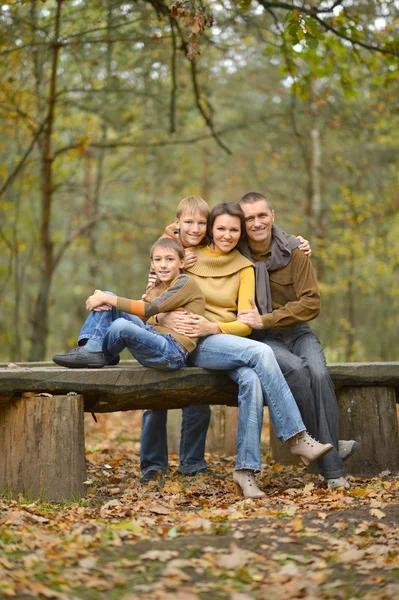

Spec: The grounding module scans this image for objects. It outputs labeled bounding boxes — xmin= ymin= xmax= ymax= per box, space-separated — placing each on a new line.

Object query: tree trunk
xmin=0 ymin=393 xmax=86 ymax=501
xmin=28 ymin=0 xmax=63 ymax=360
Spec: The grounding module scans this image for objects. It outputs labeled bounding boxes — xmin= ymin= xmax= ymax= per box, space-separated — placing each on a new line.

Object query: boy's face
xmin=175 ymin=211 xmax=207 ymax=247
xmin=151 ymin=247 xmax=185 ymax=284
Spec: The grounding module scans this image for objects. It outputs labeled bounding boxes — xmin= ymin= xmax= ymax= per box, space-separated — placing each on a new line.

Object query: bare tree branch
xmin=53 ymin=211 xmax=113 ymax=269
xmin=169 ymin=16 xmax=178 ymax=134
xmin=0 ymin=118 xmax=47 ymax=198
xmin=174 ymin=21 xmax=232 ymax=154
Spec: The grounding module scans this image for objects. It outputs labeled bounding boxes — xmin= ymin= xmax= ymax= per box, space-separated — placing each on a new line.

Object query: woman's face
xmin=211 ymin=214 xmax=241 ymax=254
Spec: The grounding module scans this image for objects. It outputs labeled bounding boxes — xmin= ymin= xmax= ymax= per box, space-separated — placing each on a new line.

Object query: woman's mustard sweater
xmin=186 ymin=246 xmax=255 ymax=337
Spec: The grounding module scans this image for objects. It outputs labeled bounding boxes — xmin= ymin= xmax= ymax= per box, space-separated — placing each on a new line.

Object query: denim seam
xmin=235 ymin=369 xmax=262 ymax=472
xmin=108 ymin=329 xmax=181 ymax=368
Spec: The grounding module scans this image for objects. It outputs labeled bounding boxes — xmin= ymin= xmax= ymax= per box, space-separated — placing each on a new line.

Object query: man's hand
xmin=237 ymin=299 xmax=264 ymax=329
xmin=297 ymin=236 xmax=312 ymax=257
xmin=174 ymin=313 xmax=220 ymax=337
xmin=184 ymin=250 xmax=198 ymax=269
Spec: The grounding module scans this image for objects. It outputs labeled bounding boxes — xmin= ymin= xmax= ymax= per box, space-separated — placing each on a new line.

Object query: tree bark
xmin=29 ymin=0 xmax=63 ymax=361
xmin=0 ymin=393 xmax=86 ymax=501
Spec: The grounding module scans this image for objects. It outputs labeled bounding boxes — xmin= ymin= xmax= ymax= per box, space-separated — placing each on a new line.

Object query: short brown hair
xmin=150 ymin=237 xmax=185 ymax=261
xmin=207 ymin=202 xmax=246 ymax=244
xmin=176 ymin=195 xmax=210 ymax=218
xmin=239 ymin=192 xmax=273 ymax=211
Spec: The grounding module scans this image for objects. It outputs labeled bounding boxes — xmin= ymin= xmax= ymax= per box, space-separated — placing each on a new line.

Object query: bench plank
xmin=1 ymin=363 xmax=398 ymax=412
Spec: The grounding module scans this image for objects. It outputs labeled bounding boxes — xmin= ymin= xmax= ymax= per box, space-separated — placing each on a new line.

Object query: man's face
xmin=175 ymin=211 xmax=208 ymax=247
xmin=241 ymin=200 xmax=275 ymax=247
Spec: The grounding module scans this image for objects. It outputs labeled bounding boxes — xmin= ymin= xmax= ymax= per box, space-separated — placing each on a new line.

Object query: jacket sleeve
xmin=261 ymin=250 xmax=320 ymax=330
xmin=116 ymin=275 xmax=198 ymax=318
xmin=219 ymin=266 xmax=254 ymax=337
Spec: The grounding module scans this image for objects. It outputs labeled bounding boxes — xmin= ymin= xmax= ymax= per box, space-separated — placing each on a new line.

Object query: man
xmin=237 ymin=192 xmax=357 ymax=490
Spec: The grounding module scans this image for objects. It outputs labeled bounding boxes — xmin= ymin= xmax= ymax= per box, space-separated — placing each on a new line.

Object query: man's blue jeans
xmin=188 ymin=334 xmax=307 ymax=472
xmin=258 ymin=324 xmax=344 ymax=479
xmin=77 ymin=303 xmax=209 ymax=475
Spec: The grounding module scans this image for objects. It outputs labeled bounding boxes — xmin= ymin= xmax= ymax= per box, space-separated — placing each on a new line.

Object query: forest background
xmin=0 ymin=0 xmax=398 ymax=364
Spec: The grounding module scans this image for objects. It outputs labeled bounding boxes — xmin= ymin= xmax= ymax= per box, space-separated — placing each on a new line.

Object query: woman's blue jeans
xmin=188 ymin=334 xmax=306 ymax=472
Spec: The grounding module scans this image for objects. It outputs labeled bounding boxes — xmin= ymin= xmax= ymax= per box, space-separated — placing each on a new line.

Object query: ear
xmin=179 ymin=258 xmax=185 ymax=271
xmin=271 ymin=210 xmax=275 ymax=222
xmin=174 ymin=217 xmax=180 ymax=229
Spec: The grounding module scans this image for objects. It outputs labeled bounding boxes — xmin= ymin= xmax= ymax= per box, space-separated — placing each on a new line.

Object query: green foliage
xmin=0 ymin=0 xmax=397 ymax=361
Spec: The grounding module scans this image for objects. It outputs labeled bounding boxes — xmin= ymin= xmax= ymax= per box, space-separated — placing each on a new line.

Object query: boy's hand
xmin=297 ymin=236 xmax=312 ymax=257
xmin=86 ymin=291 xmax=112 ymax=312
xmin=146 ymin=272 xmax=157 ymax=291
xmin=184 ymin=250 xmax=198 ymax=269
xmin=237 ymin=299 xmax=263 ymax=329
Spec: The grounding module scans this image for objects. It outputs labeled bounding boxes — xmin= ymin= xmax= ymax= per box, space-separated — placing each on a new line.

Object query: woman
xmin=160 ymin=202 xmax=332 ymax=498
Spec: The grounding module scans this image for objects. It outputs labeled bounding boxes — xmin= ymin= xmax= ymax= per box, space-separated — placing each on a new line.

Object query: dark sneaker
xmin=52 ymin=347 xmax=106 ymax=369
xmin=107 ymin=355 xmax=120 ymax=366
xmin=181 ymin=468 xmax=228 ymax=479
xmin=140 ymin=469 xmax=164 ymax=484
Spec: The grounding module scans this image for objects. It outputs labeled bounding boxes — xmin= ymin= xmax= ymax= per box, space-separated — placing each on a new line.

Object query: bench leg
xmin=337 ymin=386 xmax=399 ymax=476
xmin=0 ymin=394 xmax=86 ymax=502
xmin=270 ymin=386 xmax=399 ymax=477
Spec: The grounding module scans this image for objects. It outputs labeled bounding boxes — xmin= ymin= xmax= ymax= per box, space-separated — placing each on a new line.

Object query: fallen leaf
xmin=370 ymin=508 xmax=386 ymax=520
xmin=291 ymin=516 xmax=303 ymax=532
xmin=149 ymin=503 xmax=170 ymax=515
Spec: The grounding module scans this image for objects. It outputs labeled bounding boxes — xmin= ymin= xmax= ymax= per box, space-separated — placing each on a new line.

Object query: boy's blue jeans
xmin=79 ymin=307 xmax=186 ymax=370
xmin=77 ymin=303 xmax=209 ymax=475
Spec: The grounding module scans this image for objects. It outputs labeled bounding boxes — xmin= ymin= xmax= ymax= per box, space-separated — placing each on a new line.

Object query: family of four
xmin=53 ymin=193 xmax=357 ymax=497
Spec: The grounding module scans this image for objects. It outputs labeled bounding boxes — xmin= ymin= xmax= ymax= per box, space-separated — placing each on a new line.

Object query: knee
xmin=309 ymin=363 xmax=329 ymax=383
xmin=257 ymin=344 xmax=276 ymax=367
xmin=283 ymin=359 xmax=308 ymax=381
xmin=108 ymin=318 xmax=130 ymax=336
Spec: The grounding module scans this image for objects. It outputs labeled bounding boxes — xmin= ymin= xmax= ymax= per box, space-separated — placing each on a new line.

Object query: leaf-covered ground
xmin=1 ymin=411 xmax=398 ymax=600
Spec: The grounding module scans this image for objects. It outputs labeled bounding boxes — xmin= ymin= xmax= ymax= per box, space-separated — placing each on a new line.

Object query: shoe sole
xmin=53 ymin=359 xmax=105 ymax=369
xmin=299 ymin=443 xmax=334 ymax=466
xmin=341 ymin=441 xmax=359 ymax=462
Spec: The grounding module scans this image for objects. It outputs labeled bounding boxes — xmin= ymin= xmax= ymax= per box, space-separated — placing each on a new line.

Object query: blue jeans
xmin=78 ymin=305 xmax=186 ymax=370
xmin=258 ymin=324 xmax=344 ymax=479
xmin=140 ymin=405 xmax=210 ymax=475
xmin=103 ymin=317 xmax=186 ymax=369
xmin=77 ymin=302 xmax=209 ymax=474
xmin=188 ymin=334 xmax=306 ymax=472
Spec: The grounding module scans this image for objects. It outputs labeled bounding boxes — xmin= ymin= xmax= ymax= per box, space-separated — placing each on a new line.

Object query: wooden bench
xmin=1 ymin=362 xmax=398 ymax=501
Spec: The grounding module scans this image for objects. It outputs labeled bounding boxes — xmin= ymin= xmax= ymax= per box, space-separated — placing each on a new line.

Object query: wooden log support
xmin=336 ymin=386 xmax=399 ymax=475
xmin=269 ymin=385 xmax=399 ymax=476
xmin=0 ymin=362 xmax=398 ymax=485
xmin=0 ymin=394 xmax=86 ymax=501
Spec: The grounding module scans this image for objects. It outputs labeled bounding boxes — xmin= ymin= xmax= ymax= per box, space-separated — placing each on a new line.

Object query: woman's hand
xmin=86 ymin=290 xmax=113 ymax=312
xmin=237 ymin=299 xmax=264 ymax=329
xmin=157 ymin=310 xmax=188 ymax=330
xmin=174 ymin=314 xmax=220 ymax=337
xmin=297 ymin=236 xmax=312 ymax=257
xmin=184 ymin=250 xmax=198 ymax=269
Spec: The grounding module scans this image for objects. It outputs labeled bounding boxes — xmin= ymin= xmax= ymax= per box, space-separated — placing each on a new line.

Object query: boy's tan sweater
xmin=116 ymin=274 xmax=205 ymax=353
